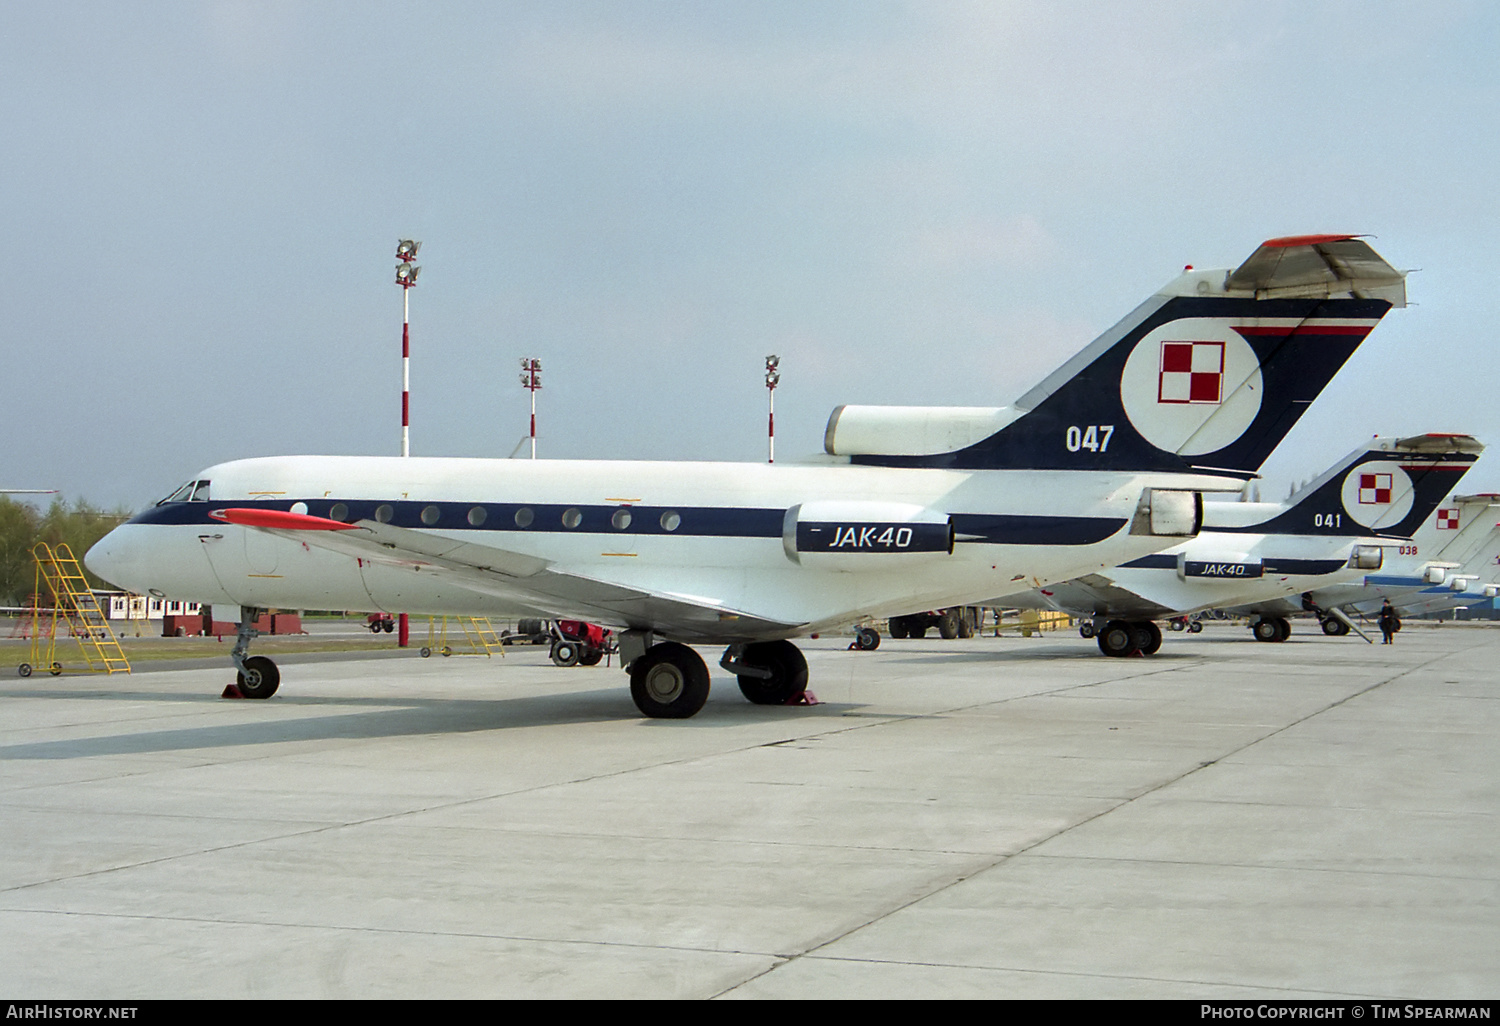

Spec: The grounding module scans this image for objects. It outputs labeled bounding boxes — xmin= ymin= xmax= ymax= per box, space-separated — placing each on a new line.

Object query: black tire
xmin=18 ymin=663 xmax=32 ymax=678
xmin=887 ymin=616 xmax=908 ymax=640
xmin=579 ymin=647 xmax=604 ymax=666
xmin=736 ymin=640 xmax=810 ymax=705
xmin=368 ymin=623 xmax=382 ymax=634
xmin=551 ymin=641 xmax=581 ymax=667
xmin=382 ymin=621 xmax=394 ymax=633
xmin=1097 ymin=620 xmax=1138 ymax=657
xmin=1137 ymin=621 xmax=1163 ymax=656
xmin=1274 ymin=617 xmax=1291 ymax=642
xmin=1252 ymin=619 xmax=1280 ymax=642
xmin=236 ymin=656 xmax=280 ymax=699
xmin=1188 ymin=621 xmax=1203 ymax=634
xmin=957 ymin=610 xmax=975 ymax=639
xmin=1322 ymin=618 xmax=1350 ymax=637
xmin=1168 ymin=619 xmax=1186 ymax=632
xmin=938 ymin=610 xmax=960 ymax=640
xmin=1079 ymin=622 xmax=1096 ymax=639
xmin=855 ymin=626 xmax=880 ymax=651
xmin=630 ymin=642 xmax=711 ymax=718
xmin=517 ymin=618 xmax=544 ymax=636
xmin=49 ymin=662 xmax=62 ymax=676
xmin=420 ymin=646 xmax=432 ymax=657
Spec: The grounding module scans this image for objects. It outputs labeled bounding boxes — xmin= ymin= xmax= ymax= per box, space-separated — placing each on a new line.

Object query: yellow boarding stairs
xmin=997 ymin=608 xmax=1075 ymax=638
xmin=20 ymin=543 xmax=130 ymax=677
xmin=420 ymin=617 xmax=506 ymax=658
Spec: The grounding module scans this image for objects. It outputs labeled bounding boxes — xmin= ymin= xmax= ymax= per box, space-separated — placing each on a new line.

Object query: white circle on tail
xmin=1119 ymin=320 xmax=1262 ymax=457
xmin=1340 ymin=461 xmax=1414 ymax=529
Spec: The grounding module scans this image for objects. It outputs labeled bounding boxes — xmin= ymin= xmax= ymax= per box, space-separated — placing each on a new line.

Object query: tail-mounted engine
xmin=783 ymin=501 xmax=953 ymax=568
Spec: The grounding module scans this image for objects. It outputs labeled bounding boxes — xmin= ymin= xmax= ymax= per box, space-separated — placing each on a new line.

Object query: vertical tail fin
xmin=832 ymin=235 xmax=1406 ymax=473
xmin=1248 ymin=434 xmax=1482 ymax=537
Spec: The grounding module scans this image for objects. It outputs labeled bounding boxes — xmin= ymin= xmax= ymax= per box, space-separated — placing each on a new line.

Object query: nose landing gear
xmin=227 ymin=607 xmax=280 ymax=699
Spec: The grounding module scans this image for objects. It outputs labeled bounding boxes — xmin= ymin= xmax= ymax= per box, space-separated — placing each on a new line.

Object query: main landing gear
xmin=229 ymin=607 xmax=280 ymax=699
xmin=618 ymin=633 xmax=812 ymax=718
xmin=1093 ymin=619 xmax=1163 ymax=657
xmin=1251 ymin=616 xmax=1292 ymax=643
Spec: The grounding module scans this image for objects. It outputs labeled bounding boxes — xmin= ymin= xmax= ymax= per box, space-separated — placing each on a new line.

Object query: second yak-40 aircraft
xmin=993 ymin=432 xmax=1482 ymax=655
xmin=87 ymin=234 xmax=1407 ymax=717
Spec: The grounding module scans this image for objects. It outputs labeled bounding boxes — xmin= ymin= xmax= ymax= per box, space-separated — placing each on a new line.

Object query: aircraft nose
xmin=85 ymin=528 xmax=133 ymax=590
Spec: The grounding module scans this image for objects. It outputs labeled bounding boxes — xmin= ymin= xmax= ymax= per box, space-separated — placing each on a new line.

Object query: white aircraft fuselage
xmin=89 ymin=454 xmax=1233 ymax=640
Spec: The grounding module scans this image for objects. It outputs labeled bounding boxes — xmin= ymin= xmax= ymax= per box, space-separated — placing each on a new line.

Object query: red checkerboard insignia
xmin=1358 ymin=473 xmax=1393 ymax=505
xmin=1158 ymin=341 xmax=1224 ymax=405
xmin=1436 ymin=508 xmax=1459 ymax=530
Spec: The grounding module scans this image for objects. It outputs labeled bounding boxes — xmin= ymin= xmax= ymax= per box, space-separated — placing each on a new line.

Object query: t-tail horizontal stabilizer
xmin=833 ymin=235 xmax=1405 ymax=474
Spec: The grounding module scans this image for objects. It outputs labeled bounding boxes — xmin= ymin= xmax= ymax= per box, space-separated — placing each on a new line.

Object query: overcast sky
xmin=4 ymin=1 xmax=1498 ymax=508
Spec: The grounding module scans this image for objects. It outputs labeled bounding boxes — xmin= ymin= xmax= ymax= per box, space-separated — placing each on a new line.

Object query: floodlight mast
xmin=765 ymin=355 xmax=780 ymax=464
xmin=520 ymin=358 xmax=542 ymax=459
xmin=394 ymin=240 xmax=421 ymax=458
xmin=393 ymin=240 xmax=420 ymax=648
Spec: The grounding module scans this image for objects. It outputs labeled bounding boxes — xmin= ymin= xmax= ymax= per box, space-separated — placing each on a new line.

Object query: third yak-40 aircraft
xmin=87 ymin=234 xmax=1409 ymax=717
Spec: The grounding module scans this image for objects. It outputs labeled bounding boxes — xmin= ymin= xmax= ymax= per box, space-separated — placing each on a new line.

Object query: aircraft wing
xmin=211 ymin=508 xmax=799 ymax=643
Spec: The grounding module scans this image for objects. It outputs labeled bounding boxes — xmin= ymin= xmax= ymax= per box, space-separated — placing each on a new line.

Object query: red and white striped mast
xmin=394 ymin=240 xmax=421 ymax=457
xmin=765 ymin=355 xmax=780 ymax=463
xmin=393 ymin=240 xmax=420 ymax=648
xmin=519 ymin=358 xmax=542 ymax=458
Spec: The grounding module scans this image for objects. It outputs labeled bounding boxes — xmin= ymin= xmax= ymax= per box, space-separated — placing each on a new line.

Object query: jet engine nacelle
xmin=783 ymin=501 xmax=953 ymax=567
xmin=1346 ymin=545 xmax=1384 ymax=571
xmin=1423 ymin=565 xmax=1449 ymax=584
xmin=1177 ymin=552 xmax=1263 ymax=580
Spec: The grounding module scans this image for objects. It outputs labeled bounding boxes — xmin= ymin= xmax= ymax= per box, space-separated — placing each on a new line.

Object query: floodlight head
xmin=395 ymin=263 xmax=420 ymax=286
xmin=765 ymin=355 xmax=780 ymax=369
xmin=396 ymin=239 xmax=421 ymax=260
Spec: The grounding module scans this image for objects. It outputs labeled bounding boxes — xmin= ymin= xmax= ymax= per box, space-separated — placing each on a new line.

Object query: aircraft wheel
xmin=957 ymin=611 xmax=975 ymax=639
xmin=630 ymin=643 xmax=711 ymax=718
xmin=886 ymin=617 xmax=908 ymax=639
xmin=1097 ymin=620 xmax=1138 ymax=657
xmin=550 ymin=641 xmax=581 ymax=667
xmin=1252 ymin=618 xmax=1280 ymax=642
xmin=236 ymin=656 xmax=280 ymax=699
xmin=1168 ymin=619 xmax=1186 ymax=632
xmin=1322 ymin=618 xmax=1350 ymax=637
xmin=1078 ymin=622 xmax=1096 ymax=639
xmin=18 ymin=663 xmax=32 ymax=678
xmin=1275 ymin=617 xmax=1292 ymax=642
xmin=736 ymin=640 xmax=809 ymax=705
xmin=854 ymin=627 xmax=880 ymax=651
xmin=938 ymin=610 xmax=960 ymax=640
xmin=1137 ymin=621 xmax=1163 ymax=656
xmin=1188 ymin=621 xmax=1203 ymax=634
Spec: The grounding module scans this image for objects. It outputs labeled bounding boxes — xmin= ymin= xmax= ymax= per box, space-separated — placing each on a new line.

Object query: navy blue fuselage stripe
xmin=129 ymin=500 xmax=1125 ymax=546
xmin=1121 ymin=554 xmax=1353 ymax=575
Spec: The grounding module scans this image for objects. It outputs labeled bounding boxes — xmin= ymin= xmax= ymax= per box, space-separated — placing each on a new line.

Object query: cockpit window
xmin=156 ymin=480 xmax=212 ymax=505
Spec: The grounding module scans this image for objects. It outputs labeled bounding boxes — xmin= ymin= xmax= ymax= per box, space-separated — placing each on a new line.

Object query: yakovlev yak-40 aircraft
xmin=993 ymin=434 xmax=1481 ymax=655
xmin=1224 ymin=492 xmax=1500 ymax=634
xmin=87 ymin=234 xmax=1407 ymax=717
